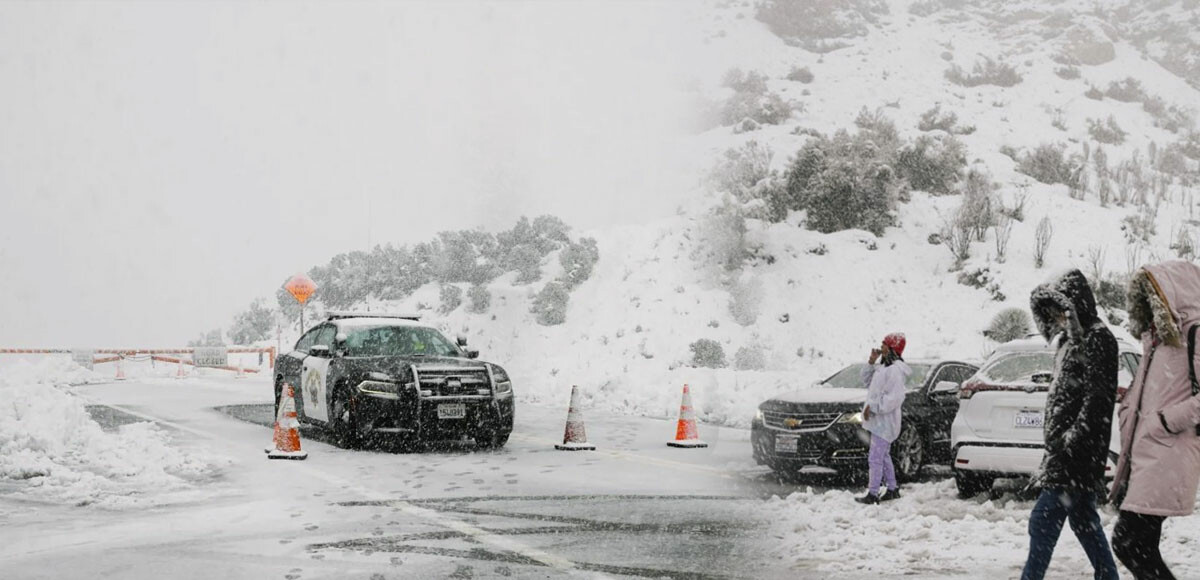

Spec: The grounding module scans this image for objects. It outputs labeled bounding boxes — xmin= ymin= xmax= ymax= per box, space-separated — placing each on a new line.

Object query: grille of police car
xmin=763 ymin=411 xmax=842 ymax=431
xmin=413 ymin=367 xmax=492 ymax=396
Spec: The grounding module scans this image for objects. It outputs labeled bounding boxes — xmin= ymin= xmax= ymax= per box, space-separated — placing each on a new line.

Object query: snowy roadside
xmin=0 ymin=358 xmax=226 ymax=509
xmin=768 ymin=479 xmax=1200 ymax=579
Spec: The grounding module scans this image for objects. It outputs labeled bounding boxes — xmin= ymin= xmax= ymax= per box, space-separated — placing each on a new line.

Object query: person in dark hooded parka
xmin=1020 ymin=269 xmax=1120 ymax=580
xmin=1109 ymin=260 xmax=1200 ymax=580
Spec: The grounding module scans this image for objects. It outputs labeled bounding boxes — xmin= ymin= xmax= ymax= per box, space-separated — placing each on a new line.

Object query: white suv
xmin=949 ymin=336 xmax=1141 ymax=497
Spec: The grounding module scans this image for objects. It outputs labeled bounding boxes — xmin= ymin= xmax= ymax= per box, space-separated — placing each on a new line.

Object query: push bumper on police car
xmin=352 ymin=363 xmax=514 ymax=443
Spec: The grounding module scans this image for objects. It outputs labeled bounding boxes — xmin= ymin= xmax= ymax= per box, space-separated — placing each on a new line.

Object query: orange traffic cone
xmin=267 ymin=384 xmax=308 ymax=460
xmin=555 ymin=385 xmax=595 ymax=450
xmin=667 ymin=384 xmax=707 ymax=448
xmin=235 ymin=361 xmax=245 ymax=379
xmin=115 ymin=357 xmax=127 ymax=381
xmin=176 ymin=355 xmax=186 ymax=379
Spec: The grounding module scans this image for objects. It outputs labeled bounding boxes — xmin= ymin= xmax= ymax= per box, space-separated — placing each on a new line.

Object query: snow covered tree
xmin=558 ymin=237 xmax=600 ymax=289
xmin=439 ymin=284 xmax=463 ymax=314
xmin=228 ymin=298 xmax=275 ymax=345
xmin=986 ymin=308 xmax=1031 ymax=343
xmin=531 ymin=282 xmax=570 ymax=326
xmin=690 ymin=339 xmax=727 ymax=369
xmin=467 ymin=284 xmax=491 ymax=314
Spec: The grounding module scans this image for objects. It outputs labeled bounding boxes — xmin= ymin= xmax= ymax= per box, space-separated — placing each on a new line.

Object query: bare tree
xmin=995 ymin=213 xmax=1014 ymax=263
xmin=1086 ymin=245 xmax=1107 ymax=283
xmin=1125 ymin=242 xmax=1144 ymax=277
xmin=1034 ymin=216 xmax=1054 ymax=268
xmin=942 ymin=213 xmax=972 ymax=268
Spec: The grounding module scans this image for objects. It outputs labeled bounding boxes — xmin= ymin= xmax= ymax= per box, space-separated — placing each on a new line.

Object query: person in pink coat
xmin=1110 ymin=260 xmax=1200 ymax=580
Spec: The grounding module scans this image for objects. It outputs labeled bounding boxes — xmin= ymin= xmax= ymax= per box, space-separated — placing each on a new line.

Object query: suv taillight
xmin=958 ymin=379 xmax=996 ymax=400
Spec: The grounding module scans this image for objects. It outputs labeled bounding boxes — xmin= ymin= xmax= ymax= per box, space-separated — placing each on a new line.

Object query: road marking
xmin=80 ymin=400 xmax=582 ymax=575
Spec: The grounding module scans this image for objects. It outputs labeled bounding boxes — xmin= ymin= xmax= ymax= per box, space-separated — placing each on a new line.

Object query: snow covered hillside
xmin=261 ymin=0 xmax=1199 ymax=430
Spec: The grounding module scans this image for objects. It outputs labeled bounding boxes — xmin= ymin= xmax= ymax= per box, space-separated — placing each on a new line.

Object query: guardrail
xmin=0 ymin=347 xmax=277 ymax=372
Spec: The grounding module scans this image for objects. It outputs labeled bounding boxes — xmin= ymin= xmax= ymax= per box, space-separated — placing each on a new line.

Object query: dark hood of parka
xmin=1030 ymin=269 xmax=1102 ymax=342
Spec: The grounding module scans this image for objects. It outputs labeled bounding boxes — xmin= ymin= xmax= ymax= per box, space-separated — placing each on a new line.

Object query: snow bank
xmin=768 ymin=480 xmax=1200 ymax=578
xmin=0 ymin=358 xmax=219 ymax=508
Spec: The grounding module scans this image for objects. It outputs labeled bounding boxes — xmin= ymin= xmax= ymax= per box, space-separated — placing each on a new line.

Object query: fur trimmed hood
xmin=1030 ymin=269 xmax=1100 ymax=342
xmin=1126 ymin=260 xmax=1200 ymax=347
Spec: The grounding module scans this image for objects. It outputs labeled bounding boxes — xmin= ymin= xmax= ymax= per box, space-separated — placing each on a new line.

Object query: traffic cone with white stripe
xmin=235 ymin=361 xmax=245 ymax=379
xmin=555 ymin=385 xmax=595 ymax=451
xmin=267 ymin=384 xmax=308 ymax=460
xmin=176 ymin=355 xmax=186 ymax=379
xmin=115 ymin=357 xmax=127 ymax=381
xmin=667 ymin=384 xmax=707 ymax=448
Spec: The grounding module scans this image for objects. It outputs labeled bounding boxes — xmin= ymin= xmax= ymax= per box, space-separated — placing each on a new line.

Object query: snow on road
xmin=3 ymin=364 xmax=1199 ymax=579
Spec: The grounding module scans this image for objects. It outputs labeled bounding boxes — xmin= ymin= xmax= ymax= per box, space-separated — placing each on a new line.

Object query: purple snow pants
xmin=868 ymin=434 xmax=897 ymax=495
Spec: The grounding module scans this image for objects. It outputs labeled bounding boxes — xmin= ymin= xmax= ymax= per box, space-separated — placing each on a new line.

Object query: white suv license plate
xmin=1014 ymin=410 xmax=1044 ymax=428
xmin=775 ymin=435 xmax=799 ymax=454
xmin=437 ymin=403 xmax=466 ymax=420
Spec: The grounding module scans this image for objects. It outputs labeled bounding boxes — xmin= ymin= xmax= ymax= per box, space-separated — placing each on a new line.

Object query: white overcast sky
xmin=0 ymin=1 xmax=706 ymax=347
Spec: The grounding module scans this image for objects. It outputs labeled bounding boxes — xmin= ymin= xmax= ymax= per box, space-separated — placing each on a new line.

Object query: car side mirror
xmin=457 ymin=335 xmax=468 ymax=347
xmin=465 ymin=349 xmax=480 ymax=359
xmin=309 ymin=345 xmax=332 ymax=358
xmin=932 ymin=380 xmax=960 ymax=395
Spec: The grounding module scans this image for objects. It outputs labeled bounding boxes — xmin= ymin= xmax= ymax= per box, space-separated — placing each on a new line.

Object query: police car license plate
xmin=1014 ymin=410 xmax=1044 ymax=428
xmin=775 ymin=435 xmax=798 ymax=454
xmin=438 ymin=403 xmax=466 ymax=420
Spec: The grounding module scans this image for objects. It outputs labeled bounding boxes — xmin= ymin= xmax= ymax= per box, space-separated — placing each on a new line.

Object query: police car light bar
xmin=325 ymin=311 xmax=422 ymax=321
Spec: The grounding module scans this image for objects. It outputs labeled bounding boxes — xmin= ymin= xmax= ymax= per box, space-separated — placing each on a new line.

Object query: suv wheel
xmin=954 ymin=468 xmax=994 ymax=498
xmin=893 ymin=426 xmax=925 ymax=482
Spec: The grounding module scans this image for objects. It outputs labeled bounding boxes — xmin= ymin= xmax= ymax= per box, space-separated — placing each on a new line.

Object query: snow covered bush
xmin=729 ymin=276 xmax=764 ymax=326
xmin=689 ymin=339 xmax=727 ymax=369
xmin=1104 ymin=77 xmax=1146 ymax=103
xmin=986 ymin=308 xmax=1031 ymax=343
xmin=1033 ymin=216 xmax=1054 ymax=268
xmin=944 ymin=58 xmax=1022 ymax=87
xmin=720 ymin=69 xmax=795 ymax=126
xmin=467 ymin=284 xmax=490 ymax=314
xmin=187 ymin=329 xmax=225 ymax=347
xmin=1015 ymin=143 xmax=1082 ymax=188
xmin=734 ymin=345 xmax=768 ymax=370
xmin=896 ymin=134 xmax=967 ymax=194
xmin=786 ymin=66 xmax=814 ymax=83
xmin=699 ymin=199 xmax=750 ymax=272
xmin=531 ymin=282 xmax=569 ymax=326
xmin=917 ymin=104 xmax=960 ymax=133
xmin=958 ymin=168 xmax=997 ymax=241
xmin=439 ymin=284 xmax=463 ymax=313
xmin=1088 ymin=116 xmax=1127 ymax=145
xmin=756 ymin=0 xmax=887 ymax=42
xmin=782 ymin=127 xmax=902 ymax=235
xmin=558 ymin=237 xmax=600 ymax=289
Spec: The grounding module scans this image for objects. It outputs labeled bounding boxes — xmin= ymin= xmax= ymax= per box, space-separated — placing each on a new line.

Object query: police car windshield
xmin=822 ymin=363 xmax=931 ymax=389
xmin=342 ymin=325 xmax=460 ymax=357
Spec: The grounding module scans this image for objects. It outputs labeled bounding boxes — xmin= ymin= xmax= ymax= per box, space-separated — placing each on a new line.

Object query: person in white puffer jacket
xmin=855 ymin=332 xmax=912 ymax=505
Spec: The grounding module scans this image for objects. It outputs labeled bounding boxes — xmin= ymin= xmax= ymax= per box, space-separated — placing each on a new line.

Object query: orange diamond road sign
xmin=284 ymin=274 xmax=317 ymax=304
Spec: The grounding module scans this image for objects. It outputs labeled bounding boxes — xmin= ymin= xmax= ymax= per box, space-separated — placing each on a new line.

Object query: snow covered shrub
xmin=1094 ymin=274 xmax=1127 ymax=315
xmin=720 ymin=69 xmax=794 ymax=126
xmin=853 ymin=107 xmax=901 ymax=149
xmin=1121 ymin=208 xmax=1157 ymax=244
xmin=917 ymin=105 xmax=958 ymax=132
xmin=467 ymin=284 xmax=490 ymax=314
xmin=986 ymin=308 xmax=1031 ymax=343
xmin=187 ymin=329 xmax=225 ymax=347
xmin=728 ymin=276 xmax=764 ymax=326
xmin=756 ymin=0 xmax=887 ymax=42
xmin=690 ymin=339 xmax=727 ymax=369
xmin=958 ymin=169 xmax=997 ymax=241
xmin=1088 ymin=116 xmax=1127 ymax=145
xmin=957 ymin=267 xmax=1005 ymax=301
xmin=786 ymin=66 xmax=814 ymax=83
xmin=1085 ymin=85 xmax=1104 ymax=100
xmin=1171 ymin=226 xmax=1197 ymax=261
xmin=1033 ymin=216 xmax=1054 ymax=268
xmin=531 ymin=282 xmax=570 ymax=326
xmin=1055 ymin=65 xmax=1081 ymax=80
xmin=710 ymin=141 xmax=775 ymax=197
xmin=700 ymin=200 xmax=750 ymax=271
xmin=944 ymin=58 xmax=1023 ymax=87
xmin=896 ymin=134 xmax=967 ymax=194
xmin=558 ymin=237 xmax=600 ymax=289
xmin=439 ymin=284 xmax=463 ymax=313
xmin=783 ymin=128 xmax=901 ymax=235
xmin=228 ymin=298 xmax=275 ymax=345
xmin=510 ymin=246 xmax=543 ymax=284
xmin=734 ymin=345 xmax=768 ymax=370
xmin=1016 ymin=144 xmax=1081 ymax=188
xmin=995 ymin=213 xmax=1014 ymax=263
xmin=1104 ymin=77 xmax=1146 ymax=103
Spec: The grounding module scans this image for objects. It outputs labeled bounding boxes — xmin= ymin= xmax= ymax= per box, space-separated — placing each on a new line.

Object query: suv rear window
xmin=823 ymin=363 xmax=931 ymax=390
xmin=980 ymin=352 xmax=1054 ymax=383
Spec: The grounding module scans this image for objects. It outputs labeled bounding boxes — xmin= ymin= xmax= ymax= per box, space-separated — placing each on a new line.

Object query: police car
xmin=274 ymin=312 xmax=514 ymax=449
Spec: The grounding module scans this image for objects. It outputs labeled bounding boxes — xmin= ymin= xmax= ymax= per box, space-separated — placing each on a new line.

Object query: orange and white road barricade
xmin=267 ymin=384 xmax=308 ymax=460
xmin=667 ymin=384 xmax=707 ymax=448
xmin=555 ymin=385 xmax=595 ymax=451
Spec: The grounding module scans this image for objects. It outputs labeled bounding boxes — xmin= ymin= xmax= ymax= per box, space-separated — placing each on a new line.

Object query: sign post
xmin=283 ymin=273 xmax=318 ymax=333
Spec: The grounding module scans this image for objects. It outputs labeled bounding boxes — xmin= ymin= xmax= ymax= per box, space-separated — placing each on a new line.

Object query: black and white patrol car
xmin=275 ymin=312 xmax=514 ymax=449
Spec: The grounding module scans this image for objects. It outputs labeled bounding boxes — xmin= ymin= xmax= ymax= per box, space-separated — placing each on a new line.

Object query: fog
xmin=0 ymin=1 xmax=704 ymax=347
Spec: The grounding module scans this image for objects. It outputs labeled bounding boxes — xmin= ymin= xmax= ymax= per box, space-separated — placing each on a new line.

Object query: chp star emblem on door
xmin=304 ymin=369 xmax=321 ymax=404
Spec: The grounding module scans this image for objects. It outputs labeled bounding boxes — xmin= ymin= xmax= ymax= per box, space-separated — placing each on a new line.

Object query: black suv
xmin=275 ymin=312 xmax=514 ymax=449
xmin=751 ymin=358 xmax=977 ymax=481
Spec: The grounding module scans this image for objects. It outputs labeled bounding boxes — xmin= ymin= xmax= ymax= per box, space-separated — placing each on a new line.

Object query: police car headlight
xmin=838 ymin=412 xmax=864 ymax=424
xmin=357 ymin=380 xmax=402 ymax=396
xmin=754 ymin=409 xmax=764 ymax=423
xmin=487 ymin=364 xmax=513 ymax=395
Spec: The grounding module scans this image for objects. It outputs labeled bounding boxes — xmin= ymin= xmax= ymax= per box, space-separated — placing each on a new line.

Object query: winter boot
xmin=855 ymin=492 xmax=880 ymax=505
xmin=879 ymin=488 xmax=902 ymax=502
